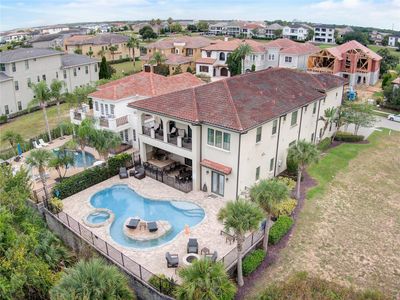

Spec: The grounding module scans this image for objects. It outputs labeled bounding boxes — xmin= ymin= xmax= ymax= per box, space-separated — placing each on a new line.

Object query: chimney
xmin=224 ymin=36 xmax=229 ymax=42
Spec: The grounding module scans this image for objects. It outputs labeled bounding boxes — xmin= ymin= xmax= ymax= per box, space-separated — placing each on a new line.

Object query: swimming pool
xmin=90 ymin=184 xmax=205 ymax=249
xmin=53 ymin=149 xmax=96 ymax=168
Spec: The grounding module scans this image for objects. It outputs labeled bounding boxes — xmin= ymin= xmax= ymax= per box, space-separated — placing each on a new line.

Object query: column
xmin=191 ymin=125 xmax=201 ymax=191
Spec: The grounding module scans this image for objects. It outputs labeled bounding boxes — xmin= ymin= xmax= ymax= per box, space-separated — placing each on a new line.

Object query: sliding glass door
xmin=211 ymin=171 xmax=225 ymax=196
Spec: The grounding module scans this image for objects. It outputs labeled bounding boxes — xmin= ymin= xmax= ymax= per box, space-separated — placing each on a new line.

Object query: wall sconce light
xmin=206 ymin=170 xmax=209 ymax=174
xmin=226 ymin=177 xmax=229 ymax=182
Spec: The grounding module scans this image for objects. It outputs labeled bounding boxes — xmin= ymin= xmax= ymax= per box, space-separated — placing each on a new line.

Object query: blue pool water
xmin=90 ymin=184 xmax=205 ymax=248
xmin=53 ymin=149 xmax=96 ymax=168
xmin=87 ymin=211 xmax=110 ymax=224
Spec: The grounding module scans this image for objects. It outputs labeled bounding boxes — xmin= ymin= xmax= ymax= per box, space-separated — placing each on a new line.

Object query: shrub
xmin=243 ymin=249 xmax=266 ymax=276
xmin=275 ymin=177 xmax=296 ymax=190
xmin=108 ymin=153 xmax=132 ymax=173
xmin=48 ymin=197 xmax=63 ymax=213
xmin=286 ymin=153 xmax=298 ymax=176
xmin=269 ymin=216 xmax=294 ymax=245
xmin=317 ymin=137 xmax=332 ymax=151
xmin=272 ymin=198 xmax=297 ymax=218
xmin=334 ymin=131 xmax=364 ymax=142
xmin=0 ymin=114 xmax=7 ymax=124
xmin=148 ymin=274 xmax=176 ymax=297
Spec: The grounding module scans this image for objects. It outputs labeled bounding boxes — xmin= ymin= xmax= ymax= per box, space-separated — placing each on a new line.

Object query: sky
xmin=0 ymin=0 xmax=399 ymax=32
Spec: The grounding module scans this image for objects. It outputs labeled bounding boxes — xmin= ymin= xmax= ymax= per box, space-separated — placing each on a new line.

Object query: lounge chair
xmin=187 ymin=238 xmax=199 ymax=254
xmin=130 ymin=167 xmax=145 ymax=180
xmin=148 ymin=221 xmax=158 ymax=232
xmin=39 ymin=139 xmax=49 ymax=147
xmin=119 ymin=167 xmax=128 ymax=179
xmin=205 ymin=251 xmax=218 ymax=262
xmin=126 ymin=218 xmax=140 ymax=229
xmin=165 ymin=252 xmax=179 ymax=268
xmin=33 ymin=141 xmax=43 ymax=149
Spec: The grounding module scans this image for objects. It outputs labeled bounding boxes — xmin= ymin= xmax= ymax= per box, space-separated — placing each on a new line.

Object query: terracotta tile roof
xmin=202 ymin=39 xmax=266 ymax=53
xmin=265 ymin=38 xmax=301 ymax=49
xmin=146 ymin=36 xmax=212 ymax=50
xmin=165 ymin=54 xmax=193 ymax=65
xmin=90 ymin=71 xmax=203 ymax=101
xmin=65 ymin=33 xmax=128 ymax=46
xmin=196 ymin=57 xmax=217 ymax=64
xmin=326 ymin=40 xmax=382 ymax=61
xmin=129 ymin=68 xmax=347 ymax=132
xmin=280 ymin=42 xmax=320 ymax=55
xmin=200 ymin=159 xmax=232 ymax=175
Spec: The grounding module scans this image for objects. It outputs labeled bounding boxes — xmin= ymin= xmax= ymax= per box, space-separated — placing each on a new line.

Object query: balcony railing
xmin=98 ymin=115 xmax=130 ymax=130
xmin=116 ymin=115 xmax=128 ymax=126
xmin=99 ymin=118 xmax=109 ymax=128
xmin=141 ymin=126 xmax=192 ymax=150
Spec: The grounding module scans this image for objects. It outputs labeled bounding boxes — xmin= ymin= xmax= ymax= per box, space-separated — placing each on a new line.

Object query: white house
xmin=388 ymin=35 xmax=400 ymax=47
xmin=70 ymin=72 xmax=203 ymax=149
xmin=0 ymin=48 xmax=98 ymax=117
xmin=129 ymin=68 xmax=346 ymax=198
xmin=265 ymin=23 xmax=283 ymax=39
xmin=313 ymin=24 xmax=336 ymax=44
xmin=282 ymin=24 xmax=310 ymax=41
xmin=208 ymin=23 xmax=227 ymax=35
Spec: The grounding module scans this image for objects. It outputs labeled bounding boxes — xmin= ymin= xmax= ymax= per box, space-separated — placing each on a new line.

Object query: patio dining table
xmin=148 ymin=159 xmax=175 ymax=170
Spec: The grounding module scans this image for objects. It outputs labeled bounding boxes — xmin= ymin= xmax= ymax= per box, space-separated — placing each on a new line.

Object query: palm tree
xmin=109 ymin=45 xmax=118 ymax=61
xmin=175 ymin=259 xmax=236 ymax=300
xmin=26 ymin=149 xmax=54 ymax=201
xmin=50 ymin=79 xmax=66 ymax=138
xmin=49 ymin=149 xmax=74 ymax=181
xmin=218 ymin=199 xmax=263 ymax=286
xmin=50 ymin=258 xmax=135 ymax=299
xmin=127 ymin=35 xmax=140 ymax=68
xmin=236 ymin=43 xmax=253 ymax=74
xmin=287 ymin=140 xmax=319 ymax=200
xmin=29 ymin=81 xmax=52 ymax=142
xmin=87 ymin=49 xmax=94 ymax=57
xmin=92 ymin=129 xmax=122 ymax=160
xmin=319 ymin=107 xmax=337 ymax=139
xmin=76 ymin=118 xmax=95 ymax=169
xmin=149 ymin=51 xmax=166 ymax=72
xmin=1 ymin=130 xmax=24 ymax=150
xmin=250 ymin=179 xmax=289 ymax=251
xmin=97 ymin=49 xmax=105 ymax=57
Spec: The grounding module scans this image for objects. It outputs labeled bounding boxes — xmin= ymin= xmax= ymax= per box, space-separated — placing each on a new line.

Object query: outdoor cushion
xmin=187 ymin=238 xmax=199 ymax=254
xmin=126 ymin=218 xmax=140 ymax=229
xmin=148 ymin=221 xmax=158 ymax=232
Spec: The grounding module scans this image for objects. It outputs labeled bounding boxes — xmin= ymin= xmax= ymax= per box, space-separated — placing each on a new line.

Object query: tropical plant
xmin=1 ymin=130 xmax=24 ymax=150
xmin=218 ymin=199 xmax=263 ymax=286
xmin=127 ymin=35 xmax=140 ymax=68
xmin=50 ymin=79 xmax=66 ymax=138
xmin=29 ymin=80 xmax=53 ymax=142
xmin=49 ymin=149 xmax=74 ymax=181
xmin=173 ymin=65 xmax=182 ymax=75
xmin=377 ymin=48 xmax=399 ymax=75
xmin=287 ymin=140 xmax=319 ymax=200
xmin=250 ymin=179 xmax=289 ymax=251
xmin=87 ymin=49 xmax=94 ymax=57
xmin=109 ymin=45 xmax=118 ymax=61
xmin=149 ymin=51 xmax=167 ymax=71
xmin=343 ymin=102 xmax=376 ymax=135
xmin=75 ymin=118 xmax=96 ymax=169
xmin=26 ymin=149 xmax=54 ymax=201
xmin=227 ymin=43 xmax=253 ymax=75
xmin=92 ymin=129 xmax=122 ymax=160
xmin=99 ymin=56 xmax=112 ymax=79
xmin=242 ymin=249 xmax=266 ymax=276
xmin=139 ymin=26 xmax=157 ymax=40
xmin=48 ymin=197 xmax=64 ymax=214
xmin=50 ymin=258 xmax=135 ymax=299
xmin=319 ymin=107 xmax=337 ymax=138
xmin=175 ymin=259 xmax=236 ymax=300
xmin=73 ymin=48 xmax=82 ymax=54
xmin=66 ymin=85 xmax=96 ymax=111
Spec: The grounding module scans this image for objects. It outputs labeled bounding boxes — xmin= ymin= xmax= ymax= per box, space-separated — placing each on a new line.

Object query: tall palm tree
xmin=250 ymin=179 xmax=289 ymax=251
xmin=236 ymin=43 xmax=253 ymax=74
xmin=26 ymin=149 xmax=54 ymax=201
xmin=149 ymin=51 xmax=166 ymax=72
xmin=127 ymin=35 xmax=140 ymax=68
xmin=92 ymin=129 xmax=122 ymax=160
xmin=50 ymin=79 xmax=66 ymax=139
xmin=287 ymin=140 xmax=320 ymax=200
xmin=29 ymin=81 xmax=52 ymax=142
xmin=1 ymin=130 xmax=24 ymax=150
xmin=76 ymin=118 xmax=95 ymax=169
xmin=218 ymin=199 xmax=263 ymax=287
xmin=109 ymin=45 xmax=118 ymax=61
xmin=319 ymin=107 xmax=337 ymax=139
xmin=50 ymin=258 xmax=135 ymax=299
xmin=175 ymin=259 xmax=236 ymax=300
xmin=49 ymin=150 xmax=74 ymax=181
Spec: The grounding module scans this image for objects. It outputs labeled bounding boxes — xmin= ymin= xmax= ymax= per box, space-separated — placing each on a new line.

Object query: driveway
xmin=344 ymin=116 xmax=400 ymax=138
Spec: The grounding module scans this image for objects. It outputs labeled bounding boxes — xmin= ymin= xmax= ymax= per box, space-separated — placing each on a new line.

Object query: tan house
xmin=64 ymin=33 xmax=137 ymax=62
xmin=141 ymin=36 xmax=212 ymax=74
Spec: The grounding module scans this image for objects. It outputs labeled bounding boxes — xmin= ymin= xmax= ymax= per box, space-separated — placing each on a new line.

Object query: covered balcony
xmin=98 ymin=114 xmax=131 ymax=130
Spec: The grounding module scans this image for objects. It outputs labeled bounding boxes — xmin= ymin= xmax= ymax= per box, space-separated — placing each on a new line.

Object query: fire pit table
xmin=182 ymin=253 xmax=200 ymax=266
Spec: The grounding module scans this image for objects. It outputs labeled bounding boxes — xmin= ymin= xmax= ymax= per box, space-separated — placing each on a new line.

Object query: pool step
xmin=180 ymin=209 xmax=205 ymax=218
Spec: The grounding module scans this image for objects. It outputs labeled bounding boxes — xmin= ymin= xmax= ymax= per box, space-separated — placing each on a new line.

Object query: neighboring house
xmin=241 ymin=23 xmax=266 ymax=38
xmin=282 ymin=24 xmax=310 ymax=41
xmin=29 ymin=30 xmax=85 ymax=49
xmin=307 ymin=40 xmax=381 ymax=86
xmin=336 ymin=26 xmax=353 ymax=39
xmin=0 ymin=48 xmax=98 ymax=116
xmin=196 ymin=38 xmax=267 ymax=78
xmin=388 ymin=35 xmax=400 ymax=47
xmin=263 ymin=38 xmax=319 ymax=70
xmin=70 ymin=72 xmax=203 ymax=149
xmin=369 ymin=30 xmax=389 ymax=45
xmin=141 ymin=36 xmax=212 ymax=74
xmin=313 ymin=24 xmax=336 ymax=44
xmin=264 ymin=23 xmax=284 ymax=39
xmin=2 ymin=32 xmax=32 ymax=43
xmin=64 ymin=33 xmax=134 ymax=61
xmin=129 ymin=68 xmax=346 ymax=199
xmin=208 ymin=22 xmax=227 ymax=35
xmin=40 ymin=26 xmax=70 ymax=35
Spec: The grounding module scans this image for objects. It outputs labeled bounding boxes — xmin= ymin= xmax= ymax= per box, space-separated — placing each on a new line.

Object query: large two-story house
xmin=282 ymin=24 xmax=310 ymax=41
xmin=69 ymin=71 xmax=203 ymax=149
xmin=129 ymin=68 xmax=346 ymax=199
xmin=313 ymin=24 xmax=336 ymax=44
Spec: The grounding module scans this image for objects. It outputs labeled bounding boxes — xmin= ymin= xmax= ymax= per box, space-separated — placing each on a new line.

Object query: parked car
xmin=387 ymin=114 xmax=400 ymax=122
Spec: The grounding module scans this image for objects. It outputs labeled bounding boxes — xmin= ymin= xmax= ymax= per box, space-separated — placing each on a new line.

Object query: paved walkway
xmin=344 ymin=116 xmax=400 ymax=138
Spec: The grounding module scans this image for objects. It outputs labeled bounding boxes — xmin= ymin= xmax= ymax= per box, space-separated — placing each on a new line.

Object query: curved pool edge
xmin=82 ymin=208 xmax=115 ymax=228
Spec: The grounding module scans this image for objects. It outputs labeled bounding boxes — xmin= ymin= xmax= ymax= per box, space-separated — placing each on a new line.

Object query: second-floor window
xmin=25 ymin=60 xmax=29 ymax=70
xmin=272 ymin=119 xmax=278 ymax=135
xmin=85 ymin=66 xmax=89 ymax=74
xmin=94 ymin=101 xmax=99 ymax=111
xmin=0 ymin=63 xmax=5 ymax=71
xmin=285 ymin=56 xmax=293 ymax=63
xmin=27 ymin=77 xmax=31 ymax=87
xmin=100 ymin=103 xmax=104 ymax=115
xmin=256 ymin=126 xmax=262 ymax=143
xmin=313 ymin=102 xmax=317 ymax=114
xmin=207 ymin=128 xmax=230 ymax=151
xmin=268 ymin=54 xmax=274 ymax=61
xmin=63 ymin=70 xmax=67 ymax=79
xmin=219 ymin=52 xmax=225 ymax=61
xmin=12 ymin=62 xmax=16 ymax=72
xmin=110 ymin=104 xmax=115 ymax=115
xmin=206 ymin=51 xmax=211 ymax=57
xmin=186 ymin=48 xmax=193 ymax=56
xmin=17 ymin=101 xmax=22 ymax=111
xmin=14 ymin=81 xmax=19 ymax=91
xmin=199 ymin=65 xmax=209 ymax=72
xmin=291 ymin=110 xmax=298 ymax=126
xmin=73 ymin=68 xmax=77 ymax=76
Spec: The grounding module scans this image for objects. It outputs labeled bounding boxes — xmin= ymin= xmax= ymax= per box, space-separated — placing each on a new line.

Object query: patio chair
xmin=133 ymin=167 xmax=145 ymax=180
xmin=187 ymin=238 xmax=199 ymax=254
xmin=126 ymin=218 xmax=140 ymax=229
xmin=165 ymin=252 xmax=179 ymax=268
xmin=170 ymin=127 xmax=177 ymax=138
xmin=205 ymin=251 xmax=218 ymax=262
xmin=148 ymin=221 xmax=158 ymax=232
xmin=33 ymin=141 xmax=43 ymax=149
xmin=119 ymin=167 xmax=128 ymax=179
xmin=39 ymin=139 xmax=49 ymax=147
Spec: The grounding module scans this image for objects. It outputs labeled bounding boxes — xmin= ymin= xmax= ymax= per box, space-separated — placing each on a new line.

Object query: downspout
xmin=297 ymin=106 xmax=304 ymax=141
xmin=314 ymin=99 xmax=322 ymax=144
xmin=235 ymin=133 xmax=242 ymax=200
xmin=199 ymin=125 xmax=202 ymax=191
xmin=273 ymin=117 xmax=282 ymax=177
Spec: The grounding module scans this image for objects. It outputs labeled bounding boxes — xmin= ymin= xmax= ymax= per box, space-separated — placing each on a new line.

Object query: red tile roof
xmin=196 ymin=57 xmax=217 ymax=64
xmin=129 ymin=68 xmax=347 ymax=132
xmin=165 ymin=54 xmax=193 ymax=65
xmin=200 ymin=159 xmax=232 ymax=175
xmin=202 ymin=39 xmax=266 ymax=53
xmin=146 ymin=36 xmax=212 ymax=49
xmin=265 ymin=38 xmax=319 ymax=55
xmin=326 ymin=40 xmax=382 ymax=61
xmin=90 ymin=71 xmax=203 ymax=101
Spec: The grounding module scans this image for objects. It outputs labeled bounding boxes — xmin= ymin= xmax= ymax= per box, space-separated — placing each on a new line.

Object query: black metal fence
xmin=49 ymin=209 xmax=177 ymax=297
xmin=144 ymin=166 xmax=193 ymax=193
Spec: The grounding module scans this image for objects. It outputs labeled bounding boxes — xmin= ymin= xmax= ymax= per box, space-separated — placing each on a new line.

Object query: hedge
xmin=334 ymin=131 xmax=364 ymax=142
xmin=269 ymin=216 xmax=294 ymax=245
xmin=148 ymin=274 xmax=176 ymax=297
xmin=317 ymin=137 xmax=332 ymax=151
xmin=53 ymin=153 xmax=132 ymax=199
xmin=243 ymin=249 xmax=266 ymax=276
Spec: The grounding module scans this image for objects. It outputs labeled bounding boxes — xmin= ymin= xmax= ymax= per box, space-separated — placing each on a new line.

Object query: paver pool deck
xmin=62 ymin=175 xmax=240 ymax=281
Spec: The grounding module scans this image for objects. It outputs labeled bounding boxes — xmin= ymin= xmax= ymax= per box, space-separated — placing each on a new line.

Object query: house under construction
xmin=307 ymin=40 xmax=382 ymax=86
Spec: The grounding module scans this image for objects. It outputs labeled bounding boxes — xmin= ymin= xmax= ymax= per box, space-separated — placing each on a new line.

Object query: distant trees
xmin=109 ymin=45 xmax=118 ymax=61
xmin=187 ymin=24 xmax=197 ymax=32
xmin=169 ymin=22 xmax=182 ymax=33
xmin=383 ymin=84 xmax=400 ymax=110
xmin=197 ymin=21 xmax=209 ymax=32
xmin=377 ymin=48 xmax=400 ymax=75
xmin=73 ymin=48 xmax=82 ymax=54
xmin=306 ymin=29 xmax=314 ymax=41
xmin=274 ymin=29 xmax=283 ymax=38
xmin=99 ymin=56 xmax=113 ymax=79
xmin=139 ymin=26 xmax=157 ymax=40
xmin=342 ymin=31 xmax=368 ymax=45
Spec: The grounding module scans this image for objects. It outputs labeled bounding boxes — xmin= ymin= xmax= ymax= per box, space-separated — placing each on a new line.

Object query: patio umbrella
xmin=17 ymin=143 xmax=22 ymax=156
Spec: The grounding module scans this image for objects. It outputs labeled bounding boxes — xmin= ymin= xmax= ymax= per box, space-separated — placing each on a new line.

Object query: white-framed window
xmin=311 ymin=132 xmax=314 ymax=142
xmin=56 ymin=71 xmax=58 ymax=79
xmin=269 ymin=158 xmax=274 ymax=172
xmin=100 ymin=103 xmax=104 ymax=115
xmin=27 ymin=77 xmax=31 ymax=87
xmin=63 ymin=70 xmax=67 ymax=79
xmin=313 ymin=102 xmax=317 ymax=114
xmin=94 ymin=101 xmax=99 ymax=111
xmin=73 ymin=68 xmax=77 ymax=76
xmin=4 ymin=105 xmax=9 ymax=115
xmin=37 ymin=75 xmax=40 ymax=82
xmin=219 ymin=52 xmax=225 ymax=61
xmin=285 ymin=56 xmax=292 ymax=63
xmin=85 ymin=66 xmax=89 ymax=74
xmin=256 ymin=166 xmax=260 ymax=181
xmin=272 ymin=119 xmax=278 ymax=135
xmin=256 ymin=126 xmax=262 ymax=143
xmin=291 ymin=110 xmax=298 ymax=126
xmin=17 ymin=101 xmax=22 ymax=111
xmin=200 ymin=65 xmax=209 ymax=72
xmin=110 ymin=104 xmax=115 ymax=115
xmin=133 ymin=129 xmax=136 ymax=141
xmin=211 ymin=171 xmax=225 ymax=196
xmin=0 ymin=63 xmax=5 ymax=71
xmin=14 ymin=81 xmax=19 ymax=91
xmin=25 ymin=60 xmax=29 ymax=70
xmin=207 ymin=128 xmax=230 ymax=151
xmin=12 ymin=62 xmax=16 ymax=72
xmin=105 ymin=104 xmax=109 ymax=115
xmin=268 ymin=54 xmax=275 ymax=60
xmin=42 ymin=74 xmax=46 ymax=81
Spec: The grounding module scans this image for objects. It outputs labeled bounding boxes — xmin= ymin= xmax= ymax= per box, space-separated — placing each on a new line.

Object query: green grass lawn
xmin=318 ymin=44 xmax=334 ymax=49
xmin=0 ymin=103 xmax=70 ymax=150
xmin=367 ymin=44 xmax=400 ymax=58
xmin=110 ymin=61 xmax=143 ymax=76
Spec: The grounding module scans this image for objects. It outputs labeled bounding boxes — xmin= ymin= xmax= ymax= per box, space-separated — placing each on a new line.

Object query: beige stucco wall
xmin=0 ymin=79 xmax=17 ymax=115
xmin=66 ymin=43 xmax=138 ymax=62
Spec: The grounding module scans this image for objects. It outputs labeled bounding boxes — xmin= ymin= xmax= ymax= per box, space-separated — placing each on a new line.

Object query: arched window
xmin=219 ymin=52 xmax=225 ymax=61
